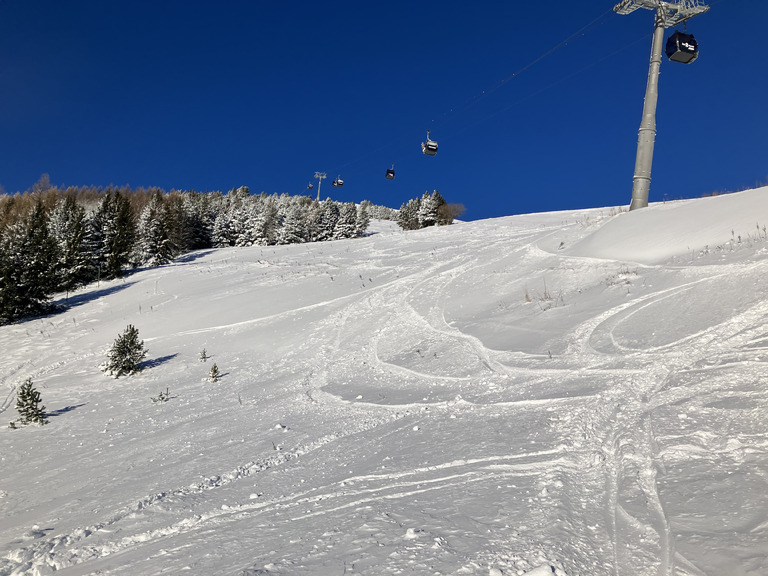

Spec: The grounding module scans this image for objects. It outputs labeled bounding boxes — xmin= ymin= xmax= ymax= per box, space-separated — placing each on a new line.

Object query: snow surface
xmin=2 ymin=188 xmax=768 ymax=576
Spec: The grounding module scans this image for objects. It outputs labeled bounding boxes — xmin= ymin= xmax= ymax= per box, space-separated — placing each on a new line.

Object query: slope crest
xmin=566 ymin=187 xmax=768 ymax=264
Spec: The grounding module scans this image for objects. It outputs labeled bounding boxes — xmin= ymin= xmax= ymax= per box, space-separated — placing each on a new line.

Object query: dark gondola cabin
xmin=665 ymin=31 xmax=699 ymax=64
xmin=332 ymin=176 xmax=344 ymax=188
xmin=386 ymin=164 xmax=395 ymax=180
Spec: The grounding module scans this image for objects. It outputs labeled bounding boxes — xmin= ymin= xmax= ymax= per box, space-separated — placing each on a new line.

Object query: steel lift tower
xmin=614 ymin=0 xmax=709 ymax=210
xmin=313 ymin=171 xmax=327 ymax=202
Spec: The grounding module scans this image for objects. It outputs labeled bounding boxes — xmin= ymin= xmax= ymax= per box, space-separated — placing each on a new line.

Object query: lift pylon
xmin=614 ymin=0 xmax=709 ymax=210
xmin=313 ymin=171 xmax=327 ymax=202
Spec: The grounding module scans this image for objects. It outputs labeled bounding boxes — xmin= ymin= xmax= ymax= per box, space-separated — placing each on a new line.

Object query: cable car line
xmin=310 ymin=6 xmax=663 ymax=194
xmin=440 ymin=31 xmax=653 ymax=143
xmin=426 ymin=7 xmax=616 ymax=134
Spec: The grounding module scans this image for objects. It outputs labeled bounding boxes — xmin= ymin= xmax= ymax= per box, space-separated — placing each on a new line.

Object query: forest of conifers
xmin=0 ymin=182 xmax=397 ymax=325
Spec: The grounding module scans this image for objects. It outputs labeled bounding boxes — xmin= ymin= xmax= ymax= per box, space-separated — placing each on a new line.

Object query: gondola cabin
xmin=385 ymin=164 xmax=395 ymax=180
xmin=665 ymin=31 xmax=699 ymax=64
xmin=422 ymin=131 xmax=438 ymax=156
xmin=332 ymin=176 xmax=344 ymax=188
xmin=422 ymin=139 xmax=438 ymax=156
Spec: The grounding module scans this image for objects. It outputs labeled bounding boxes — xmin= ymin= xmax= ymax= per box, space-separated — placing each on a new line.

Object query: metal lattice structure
xmin=614 ymin=0 xmax=710 ymax=210
xmin=614 ymin=0 xmax=709 ymax=26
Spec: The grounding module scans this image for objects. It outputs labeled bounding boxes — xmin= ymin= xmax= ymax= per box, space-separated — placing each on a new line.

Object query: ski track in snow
xmin=2 ymin=202 xmax=768 ymax=575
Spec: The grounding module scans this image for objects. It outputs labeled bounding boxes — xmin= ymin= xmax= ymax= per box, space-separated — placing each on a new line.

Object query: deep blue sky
xmin=0 ymin=0 xmax=764 ymax=220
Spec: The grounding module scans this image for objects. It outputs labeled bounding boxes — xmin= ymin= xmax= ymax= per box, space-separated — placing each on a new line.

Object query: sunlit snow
xmin=2 ymin=188 xmax=768 ymax=575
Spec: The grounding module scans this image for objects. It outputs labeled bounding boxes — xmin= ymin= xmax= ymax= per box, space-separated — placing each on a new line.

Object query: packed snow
xmin=2 ymin=188 xmax=768 ymax=575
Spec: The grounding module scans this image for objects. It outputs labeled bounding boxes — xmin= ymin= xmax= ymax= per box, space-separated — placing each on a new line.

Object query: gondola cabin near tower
xmin=665 ymin=31 xmax=699 ymax=64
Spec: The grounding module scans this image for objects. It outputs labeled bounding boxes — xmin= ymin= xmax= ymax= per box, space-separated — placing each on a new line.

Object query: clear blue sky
xmin=0 ymin=0 xmax=764 ymax=220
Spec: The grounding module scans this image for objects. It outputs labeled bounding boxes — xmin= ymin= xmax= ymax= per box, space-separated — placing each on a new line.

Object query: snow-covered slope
xmin=2 ymin=189 xmax=768 ymax=576
xmin=567 ymin=186 xmax=768 ymax=264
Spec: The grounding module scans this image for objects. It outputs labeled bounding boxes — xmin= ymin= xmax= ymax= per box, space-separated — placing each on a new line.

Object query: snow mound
xmin=524 ymin=566 xmax=555 ymax=575
xmin=567 ymin=187 xmax=768 ymax=264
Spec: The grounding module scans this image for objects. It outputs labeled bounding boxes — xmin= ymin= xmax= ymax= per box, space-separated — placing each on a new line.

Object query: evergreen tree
xmin=180 ymin=192 xmax=213 ymax=249
xmin=231 ymin=196 xmax=254 ymax=247
xmin=361 ymin=200 xmax=397 ymax=221
xmin=0 ymin=200 xmax=59 ymax=323
xmin=92 ymin=191 xmax=135 ymax=279
xmin=49 ymin=195 xmax=88 ymax=292
xmin=14 ymin=379 xmax=48 ymax=426
xmin=277 ymin=201 xmax=306 ymax=245
xmin=208 ymin=363 xmax=220 ymax=383
xmin=102 ymin=324 xmax=148 ymax=377
xmin=262 ymin=195 xmax=281 ymax=245
xmin=316 ymin=199 xmax=340 ymax=241
xmin=417 ymin=190 xmax=439 ymax=228
xmin=355 ymin=203 xmax=371 ymax=237
xmin=106 ymin=191 xmax=136 ymax=277
xmin=304 ymin=200 xmax=323 ymax=242
xmin=431 ymin=190 xmax=451 ymax=225
xmin=80 ymin=210 xmax=104 ymax=283
xmin=333 ymin=202 xmax=359 ymax=239
xmin=397 ymin=198 xmax=421 ymax=230
xmin=248 ymin=204 xmax=272 ymax=246
xmin=160 ymin=191 xmax=188 ymax=253
xmin=211 ymin=211 xmax=233 ymax=247
xmin=133 ymin=193 xmax=175 ymax=267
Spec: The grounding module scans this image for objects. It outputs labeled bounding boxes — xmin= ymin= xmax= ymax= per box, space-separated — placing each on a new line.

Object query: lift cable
xmin=320 ymin=6 xmax=640 ymax=187
xmin=431 ymin=6 xmax=617 ymax=129
xmin=441 ymin=31 xmax=653 ymax=142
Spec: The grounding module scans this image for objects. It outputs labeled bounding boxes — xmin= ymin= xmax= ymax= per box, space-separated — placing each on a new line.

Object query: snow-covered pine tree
xmin=430 ymin=190 xmax=451 ymax=225
xmin=355 ymin=202 xmax=371 ymax=238
xmin=277 ymin=201 xmax=307 ymax=244
xmin=258 ymin=194 xmax=281 ymax=245
xmin=316 ymin=199 xmax=340 ymax=241
xmin=48 ymin=195 xmax=89 ymax=294
xmin=81 ymin=209 xmax=105 ymax=283
xmin=102 ymin=324 xmax=148 ymax=377
xmin=208 ymin=363 xmax=220 ymax=383
xmin=180 ymin=192 xmax=213 ymax=250
xmin=397 ymin=198 xmax=421 ymax=230
xmin=361 ymin=200 xmax=397 ymax=221
xmin=417 ymin=190 xmax=439 ymax=228
xmin=333 ymin=202 xmax=359 ymax=240
xmin=211 ymin=210 xmax=233 ymax=247
xmin=92 ymin=190 xmax=136 ymax=279
xmin=133 ymin=193 xmax=175 ymax=267
xmin=0 ymin=200 xmax=59 ymax=323
xmin=304 ymin=200 xmax=323 ymax=242
xmin=232 ymin=201 xmax=255 ymax=247
xmin=14 ymin=378 xmax=48 ymax=426
xmin=248 ymin=205 xmax=272 ymax=246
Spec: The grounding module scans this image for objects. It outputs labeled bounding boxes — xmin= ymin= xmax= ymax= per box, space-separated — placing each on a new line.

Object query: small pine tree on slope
xmin=15 ymin=379 xmax=48 ymax=426
xmin=102 ymin=324 xmax=148 ymax=377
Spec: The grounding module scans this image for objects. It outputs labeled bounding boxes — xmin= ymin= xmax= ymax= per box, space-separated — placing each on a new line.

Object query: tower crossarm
xmin=614 ymin=0 xmax=709 ymax=27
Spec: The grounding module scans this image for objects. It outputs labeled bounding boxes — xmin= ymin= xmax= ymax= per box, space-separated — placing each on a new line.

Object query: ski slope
xmin=2 ymin=188 xmax=768 ymax=575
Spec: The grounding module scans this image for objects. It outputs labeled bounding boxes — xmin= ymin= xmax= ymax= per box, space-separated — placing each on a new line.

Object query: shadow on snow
xmin=141 ymin=353 xmax=178 ymax=370
xmin=52 ymin=282 xmax=138 ymax=311
xmin=46 ymin=403 xmax=87 ymax=418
